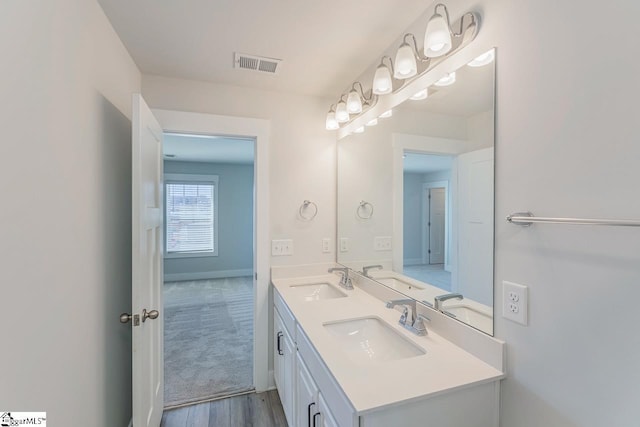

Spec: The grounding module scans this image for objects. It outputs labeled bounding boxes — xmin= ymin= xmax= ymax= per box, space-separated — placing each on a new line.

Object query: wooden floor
xmin=161 ymin=391 xmax=287 ymax=427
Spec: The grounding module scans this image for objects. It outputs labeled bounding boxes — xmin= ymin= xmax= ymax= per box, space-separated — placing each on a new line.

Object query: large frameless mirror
xmin=337 ymin=49 xmax=496 ymax=335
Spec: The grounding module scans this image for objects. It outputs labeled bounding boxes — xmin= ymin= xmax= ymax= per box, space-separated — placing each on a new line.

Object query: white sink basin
xmin=376 ymin=277 xmax=424 ymax=293
xmin=289 ymin=282 xmax=347 ymax=301
xmin=444 ymin=305 xmax=492 ymax=331
xmin=323 ymin=317 xmax=426 ymax=363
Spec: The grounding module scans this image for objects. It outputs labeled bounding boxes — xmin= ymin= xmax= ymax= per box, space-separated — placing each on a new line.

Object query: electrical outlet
xmin=322 ymin=238 xmax=331 ymax=253
xmin=340 ymin=237 xmax=349 ymax=252
xmin=502 ymin=281 xmax=528 ymax=325
xmin=374 ymin=236 xmax=392 ymax=251
xmin=271 ymin=239 xmax=293 ymax=256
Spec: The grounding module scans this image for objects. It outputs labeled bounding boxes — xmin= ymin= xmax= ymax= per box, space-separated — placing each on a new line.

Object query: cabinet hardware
xmin=277 ymin=331 xmax=284 ymax=355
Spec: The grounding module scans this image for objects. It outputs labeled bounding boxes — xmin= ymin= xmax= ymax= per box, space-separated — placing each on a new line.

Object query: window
xmin=165 ymin=173 xmax=219 ymax=257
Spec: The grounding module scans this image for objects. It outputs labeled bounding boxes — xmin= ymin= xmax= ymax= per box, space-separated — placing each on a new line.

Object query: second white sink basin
xmin=323 ymin=316 xmax=426 ymax=363
xmin=289 ymin=282 xmax=347 ymax=301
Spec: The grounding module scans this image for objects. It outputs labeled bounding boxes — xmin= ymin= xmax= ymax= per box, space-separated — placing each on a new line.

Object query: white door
xmin=429 ymin=187 xmax=446 ymax=264
xmin=132 ymin=94 xmax=164 ymax=427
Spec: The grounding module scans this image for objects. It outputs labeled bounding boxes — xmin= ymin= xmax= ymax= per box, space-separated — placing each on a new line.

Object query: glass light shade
xmin=347 ymin=90 xmax=363 ymax=114
xmin=468 ymin=49 xmax=495 ymax=67
xmin=379 ymin=109 xmax=393 ymax=118
xmin=366 ymin=118 xmax=378 ymax=126
xmin=393 ymin=43 xmax=417 ymax=79
xmin=410 ymin=88 xmax=428 ymax=100
xmin=354 ymin=126 xmax=365 ymax=134
xmin=335 ymin=100 xmax=349 ymax=123
xmin=424 ymin=13 xmax=452 ymax=57
xmin=434 ymin=72 xmax=456 ymax=87
xmin=325 ymin=111 xmax=339 ymax=130
xmin=372 ymin=64 xmax=393 ymax=95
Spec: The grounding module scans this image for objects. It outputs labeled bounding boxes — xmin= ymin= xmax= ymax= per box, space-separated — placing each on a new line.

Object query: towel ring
xmin=299 ymin=200 xmax=318 ymax=221
xmin=357 ymin=200 xmax=374 ymax=219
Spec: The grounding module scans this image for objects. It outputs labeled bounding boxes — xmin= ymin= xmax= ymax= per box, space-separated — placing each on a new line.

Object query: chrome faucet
xmin=386 ymin=298 xmax=429 ymax=336
xmin=362 ymin=264 xmax=383 ymax=278
xmin=434 ymin=293 xmax=463 ymax=311
xmin=328 ymin=267 xmax=354 ymax=290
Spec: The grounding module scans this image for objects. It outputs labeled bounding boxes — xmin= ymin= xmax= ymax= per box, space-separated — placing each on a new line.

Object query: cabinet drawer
xmin=296 ymin=325 xmax=357 ymax=427
xmin=274 ymin=287 xmax=296 ymax=338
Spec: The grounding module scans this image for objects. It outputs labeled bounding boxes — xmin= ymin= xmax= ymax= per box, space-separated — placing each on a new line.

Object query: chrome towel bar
xmin=506 ymin=212 xmax=640 ymax=227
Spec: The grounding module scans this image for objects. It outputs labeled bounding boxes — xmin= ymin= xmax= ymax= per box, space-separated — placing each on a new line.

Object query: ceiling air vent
xmin=234 ymin=52 xmax=282 ymax=75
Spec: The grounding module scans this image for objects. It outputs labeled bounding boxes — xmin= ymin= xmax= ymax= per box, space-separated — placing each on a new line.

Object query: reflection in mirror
xmin=337 ymin=49 xmax=495 ymax=335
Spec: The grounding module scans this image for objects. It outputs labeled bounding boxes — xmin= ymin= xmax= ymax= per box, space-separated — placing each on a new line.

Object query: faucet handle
xmin=399 ymin=306 xmax=409 ymax=325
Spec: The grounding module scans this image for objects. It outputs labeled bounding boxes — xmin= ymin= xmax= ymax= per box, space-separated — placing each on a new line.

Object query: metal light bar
xmin=506 ymin=212 xmax=640 ymax=227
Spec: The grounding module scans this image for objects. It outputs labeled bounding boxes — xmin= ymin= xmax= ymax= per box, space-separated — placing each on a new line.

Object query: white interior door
xmin=428 ymin=187 xmax=446 ymax=264
xmin=132 ymin=94 xmax=164 ymax=427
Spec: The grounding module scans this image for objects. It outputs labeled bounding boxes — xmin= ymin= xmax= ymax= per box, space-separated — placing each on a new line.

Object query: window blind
xmin=166 ymin=182 xmax=215 ymax=253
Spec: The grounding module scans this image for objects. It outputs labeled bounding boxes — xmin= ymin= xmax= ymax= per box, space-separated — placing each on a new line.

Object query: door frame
xmin=152 ymin=108 xmax=271 ymax=392
xmin=421 ymin=181 xmax=449 ymax=268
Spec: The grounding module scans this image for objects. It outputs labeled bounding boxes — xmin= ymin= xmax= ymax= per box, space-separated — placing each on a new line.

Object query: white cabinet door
xmin=318 ymin=392 xmax=340 ymax=427
xmin=274 ymin=308 xmax=295 ymax=425
xmin=296 ymin=353 xmax=319 ymax=427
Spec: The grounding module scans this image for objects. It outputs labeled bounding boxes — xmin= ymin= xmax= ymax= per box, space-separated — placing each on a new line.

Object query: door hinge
xmin=255 ymin=272 xmax=258 ymax=280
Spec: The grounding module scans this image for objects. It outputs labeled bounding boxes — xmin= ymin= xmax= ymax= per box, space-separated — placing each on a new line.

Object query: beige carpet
xmin=163 ymin=277 xmax=254 ymax=407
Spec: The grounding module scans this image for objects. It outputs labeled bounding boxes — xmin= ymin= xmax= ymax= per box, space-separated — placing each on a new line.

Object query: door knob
xmin=142 ymin=309 xmax=159 ymax=322
xmin=120 ymin=313 xmax=133 ymax=323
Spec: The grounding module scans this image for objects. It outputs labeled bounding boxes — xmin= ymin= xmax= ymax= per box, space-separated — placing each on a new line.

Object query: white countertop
xmin=272 ymin=273 xmax=505 ymax=415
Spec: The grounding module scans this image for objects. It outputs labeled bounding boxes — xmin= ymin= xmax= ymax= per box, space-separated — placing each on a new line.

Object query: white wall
xmin=0 ymin=0 xmax=140 ymax=426
xmin=142 ymin=75 xmax=336 ymax=267
xmin=428 ymin=0 xmax=640 ymax=425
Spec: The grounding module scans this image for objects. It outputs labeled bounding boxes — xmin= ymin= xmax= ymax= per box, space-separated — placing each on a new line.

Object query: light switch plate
xmin=272 ymin=239 xmax=293 ymax=256
xmin=374 ymin=236 xmax=392 ymax=251
xmin=322 ymin=238 xmax=331 ymax=253
xmin=339 ymin=237 xmax=349 ymax=252
xmin=502 ymin=280 xmax=528 ymax=325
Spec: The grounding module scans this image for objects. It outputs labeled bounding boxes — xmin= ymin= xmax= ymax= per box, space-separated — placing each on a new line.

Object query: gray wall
xmin=403 ymin=173 xmax=424 ymax=263
xmin=164 ymin=160 xmax=254 ymax=280
xmin=0 ymin=0 xmax=140 ymax=425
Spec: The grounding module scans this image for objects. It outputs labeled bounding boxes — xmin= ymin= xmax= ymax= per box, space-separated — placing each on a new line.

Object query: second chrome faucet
xmin=328 ymin=267 xmax=354 ymax=290
xmin=386 ymin=299 xmax=429 ymax=336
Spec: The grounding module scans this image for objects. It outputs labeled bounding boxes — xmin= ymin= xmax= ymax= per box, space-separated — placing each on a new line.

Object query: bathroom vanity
xmin=271 ymin=266 xmax=504 ymax=427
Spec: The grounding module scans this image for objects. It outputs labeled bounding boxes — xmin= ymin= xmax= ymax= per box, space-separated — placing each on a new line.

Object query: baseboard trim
xmin=403 ymin=258 xmax=423 ymax=266
xmin=164 ymin=269 xmax=253 ymax=282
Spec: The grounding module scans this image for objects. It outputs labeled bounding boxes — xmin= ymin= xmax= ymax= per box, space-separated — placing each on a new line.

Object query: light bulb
xmin=468 ymin=49 xmax=495 ymax=67
xmin=366 ymin=118 xmax=378 ymax=127
xmin=335 ymin=100 xmax=349 ymax=123
xmin=393 ymin=43 xmax=417 ymax=79
xmin=379 ymin=109 xmax=393 ymax=119
xmin=424 ymin=13 xmax=452 ymax=57
xmin=434 ymin=72 xmax=456 ymax=87
xmin=354 ymin=126 xmax=365 ymax=134
xmin=347 ymin=90 xmax=363 ymax=114
xmin=372 ymin=64 xmax=393 ymax=95
xmin=325 ymin=111 xmax=339 ymax=130
xmin=410 ymin=88 xmax=428 ymax=100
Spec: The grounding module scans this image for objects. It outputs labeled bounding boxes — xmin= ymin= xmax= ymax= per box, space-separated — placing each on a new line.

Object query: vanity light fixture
xmin=379 ymin=109 xmax=393 ymax=119
xmin=335 ymin=95 xmax=350 ymax=123
xmin=372 ymin=56 xmax=394 ymax=95
xmin=434 ymin=72 xmax=456 ymax=86
xmin=354 ymin=126 xmax=365 ymax=134
xmin=325 ymin=105 xmax=339 ymax=130
xmin=366 ymin=118 xmax=378 ymax=126
xmin=410 ymin=88 xmax=429 ymax=100
xmin=468 ymin=48 xmax=495 ymax=67
xmin=325 ymin=3 xmax=480 ymax=132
